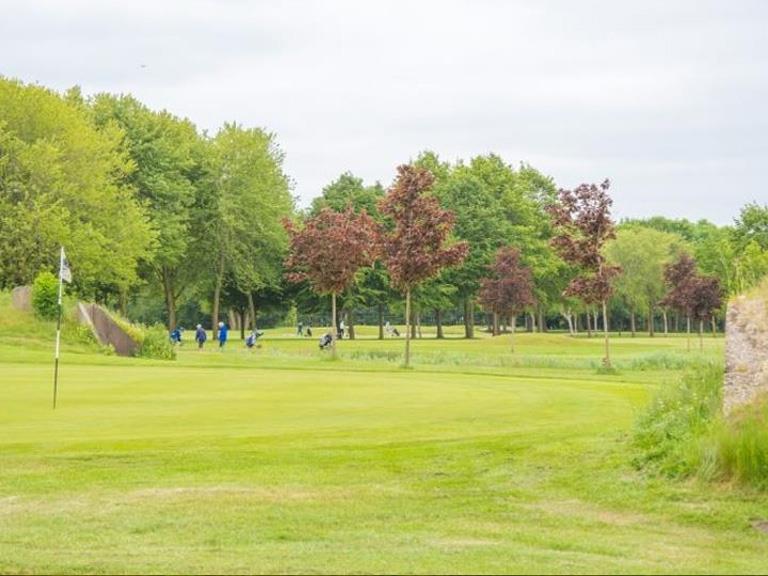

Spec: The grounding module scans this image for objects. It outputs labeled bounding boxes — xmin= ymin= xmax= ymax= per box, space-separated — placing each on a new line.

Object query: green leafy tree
xmin=0 ymin=79 xmax=154 ymax=295
xmin=606 ymin=227 xmax=687 ymax=336
xmin=310 ymin=172 xmax=384 ymax=217
xmin=89 ymin=93 xmax=202 ymax=327
xmin=206 ymin=123 xmax=293 ymax=333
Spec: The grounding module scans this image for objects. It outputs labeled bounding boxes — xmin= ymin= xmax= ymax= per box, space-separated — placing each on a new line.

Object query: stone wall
xmin=11 ymin=286 xmax=32 ymax=311
xmin=724 ymin=292 xmax=768 ymax=415
xmin=77 ymin=302 xmax=139 ymax=357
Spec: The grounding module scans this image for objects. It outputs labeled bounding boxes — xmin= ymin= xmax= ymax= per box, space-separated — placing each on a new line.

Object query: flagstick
xmin=53 ymin=246 xmax=64 ymax=410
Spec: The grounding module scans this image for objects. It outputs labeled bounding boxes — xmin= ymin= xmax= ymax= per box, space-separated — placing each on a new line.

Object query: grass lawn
xmin=1 ymin=304 xmax=766 ymax=573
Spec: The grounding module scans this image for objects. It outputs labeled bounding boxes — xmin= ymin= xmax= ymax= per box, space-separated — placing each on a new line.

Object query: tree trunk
xmin=331 ymin=292 xmax=338 ymax=358
xmin=711 ymin=315 xmax=717 ymax=337
xmin=416 ymin=312 xmax=422 ymax=339
xmin=648 ymin=304 xmax=655 ymax=337
xmin=162 ymin=267 xmax=177 ymax=330
xmin=247 ymin=292 xmax=256 ymax=330
xmin=663 ymin=310 xmax=668 ymax=337
xmin=211 ymin=255 xmax=225 ymax=340
xmin=699 ymin=318 xmax=704 ymax=350
xmin=463 ymin=299 xmax=475 ymax=338
xmin=510 ymin=314 xmax=516 ymax=352
xmin=119 ymin=289 xmax=128 ymax=317
xmin=538 ymin=305 xmax=545 ymax=333
xmin=435 ymin=308 xmax=444 ymax=339
xmin=240 ymin=310 xmax=246 ymax=341
xmin=463 ymin=299 xmax=471 ymax=339
xmin=602 ymin=299 xmax=611 ymax=368
xmin=378 ymin=303 xmax=384 ymax=340
xmin=586 ymin=311 xmax=592 ymax=338
xmin=404 ymin=289 xmax=412 ymax=368
xmin=564 ymin=310 xmax=574 ymax=336
xmin=686 ymin=315 xmax=691 ymax=352
xmin=630 ymin=310 xmax=636 ymax=337
xmin=493 ymin=311 xmax=500 ymax=336
xmin=348 ymin=309 xmax=356 ymax=340
xmin=529 ymin=312 xmax=537 ymax=333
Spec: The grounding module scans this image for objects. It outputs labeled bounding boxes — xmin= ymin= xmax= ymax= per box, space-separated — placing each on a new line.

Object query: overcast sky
xmin=2 ymin=0 xmax=766 ymax=223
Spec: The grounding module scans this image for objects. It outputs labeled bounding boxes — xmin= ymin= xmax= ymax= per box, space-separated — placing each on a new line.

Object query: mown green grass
xmin=1 ymin=299 xmax=766 ymax=574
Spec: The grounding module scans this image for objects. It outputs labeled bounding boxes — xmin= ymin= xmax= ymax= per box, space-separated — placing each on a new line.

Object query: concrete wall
xmin=724 ymin=293 xmax=768 ymax=415
xmin=11 ymin=286 xmax=32 ymax=311
xmin=77 ymin=303 xmax=139 ymax=357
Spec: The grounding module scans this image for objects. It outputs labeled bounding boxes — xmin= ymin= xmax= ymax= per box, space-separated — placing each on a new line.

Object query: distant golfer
xmin=217 ymin=321 xmax=228 ymax=349
xmin=195 ymin=324 xmax=207 ymax=350
xmin=297 ymin=321 xmax=304 ymax=336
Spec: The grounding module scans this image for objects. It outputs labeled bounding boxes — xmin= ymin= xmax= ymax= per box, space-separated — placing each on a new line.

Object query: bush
xmin=632 ymin=363 xmax=722 ymax=477
xmin=108 ymin=311 xmax=176 ymax=360
xmin=136 ymin=324 xmax=176 ymax=360
xmin=633 ymin=364 xmax=768 ymax=490
xmin=31 ymin=271 xmax=59 ymax=320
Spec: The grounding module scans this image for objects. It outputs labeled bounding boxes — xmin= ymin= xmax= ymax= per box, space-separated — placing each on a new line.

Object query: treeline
xmin=1 ymin=77 xmax=767 ymax=336
xmin=0 ymin=78 xmax=293 ymax=331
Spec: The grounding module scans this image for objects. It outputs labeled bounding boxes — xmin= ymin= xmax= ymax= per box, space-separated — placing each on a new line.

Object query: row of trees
xmin=2 ymin=78 xmax=766 ymax=344
xmin=0 ymin=78 xmax=293 ymax=332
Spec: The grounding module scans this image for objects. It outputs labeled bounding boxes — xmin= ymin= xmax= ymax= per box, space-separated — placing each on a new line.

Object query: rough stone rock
xmin=10 ymin=286 xmax=32 ymax=311
xmin=724 ymin=293 xmax=768 ymax=415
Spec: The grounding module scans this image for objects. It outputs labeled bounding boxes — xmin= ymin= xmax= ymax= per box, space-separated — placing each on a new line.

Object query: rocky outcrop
xmin=724 ymin=292 xmax=768 ymax=415
xmin=77 ymin=302 xmax=139 ymax=357
xmin=11 ymin=286 xmax=32 ymax=311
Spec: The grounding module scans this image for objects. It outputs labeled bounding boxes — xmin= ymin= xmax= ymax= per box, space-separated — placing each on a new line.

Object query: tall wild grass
xmin=633 ymin=363 xmax=768 ymax=490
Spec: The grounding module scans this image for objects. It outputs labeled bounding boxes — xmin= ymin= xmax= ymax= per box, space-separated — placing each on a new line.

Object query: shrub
xmin=632 ymin=363 xmax=722 ymax=477
xmin=31 ymin=271 xmax=59 ymax=320
xmin=633 ymin=364 xmax=768 ymax=490
xmin=136 ymin=324 xmax=176 ymax=360
xmin=108 ymin=311 xmax=175 ymax=360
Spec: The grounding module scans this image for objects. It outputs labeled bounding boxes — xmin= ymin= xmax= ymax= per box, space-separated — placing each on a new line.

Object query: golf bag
xmin=319 ymin=333 xmax=333 ymax=350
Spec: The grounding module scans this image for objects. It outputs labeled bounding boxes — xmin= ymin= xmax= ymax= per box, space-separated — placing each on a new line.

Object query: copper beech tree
xmin=661 ymin=253 xmax=723 ymax=351
xmin=283 ymin=207 xmax=379 ymax=355
xmin=379 ymin=165 xmax=468 ymax=367
xmin=548 ymin=179 xmax=621 ymax=368
xmin=478 ymin=246 xmax=535 ymax=351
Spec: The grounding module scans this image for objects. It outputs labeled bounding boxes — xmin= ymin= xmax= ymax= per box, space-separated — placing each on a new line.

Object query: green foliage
xmin=633 ymin=363 xmax=722 ymax=477
xmin=31 ymin=271 xmax=59 ymax=320
xmin=632 ymin=363 xmax=768 ymax=489
xmin=607 ymin=227 xmax=688 ymax=321
xmin=137 ymin=324 xmax=177 ymax=360
xmin=0 ymin=79 xmax=155 ymax=293
xmin=109 ymin=311 xmax=176 ymax=360
xmin=283 ymin=305 xmax=298 ymax=328
xmin=714 ymin=398 xmax=768 ymax=489
xmin=310 ymin=172 xmax=383 ymax=217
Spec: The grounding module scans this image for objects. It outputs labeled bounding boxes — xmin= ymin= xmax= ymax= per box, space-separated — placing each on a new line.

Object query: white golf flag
xmin=60 ymin=248 xmax=72 ymax=284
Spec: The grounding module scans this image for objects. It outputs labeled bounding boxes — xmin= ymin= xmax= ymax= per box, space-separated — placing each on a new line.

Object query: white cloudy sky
xmin=2 ymin=0 xmax=766 ymax=223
